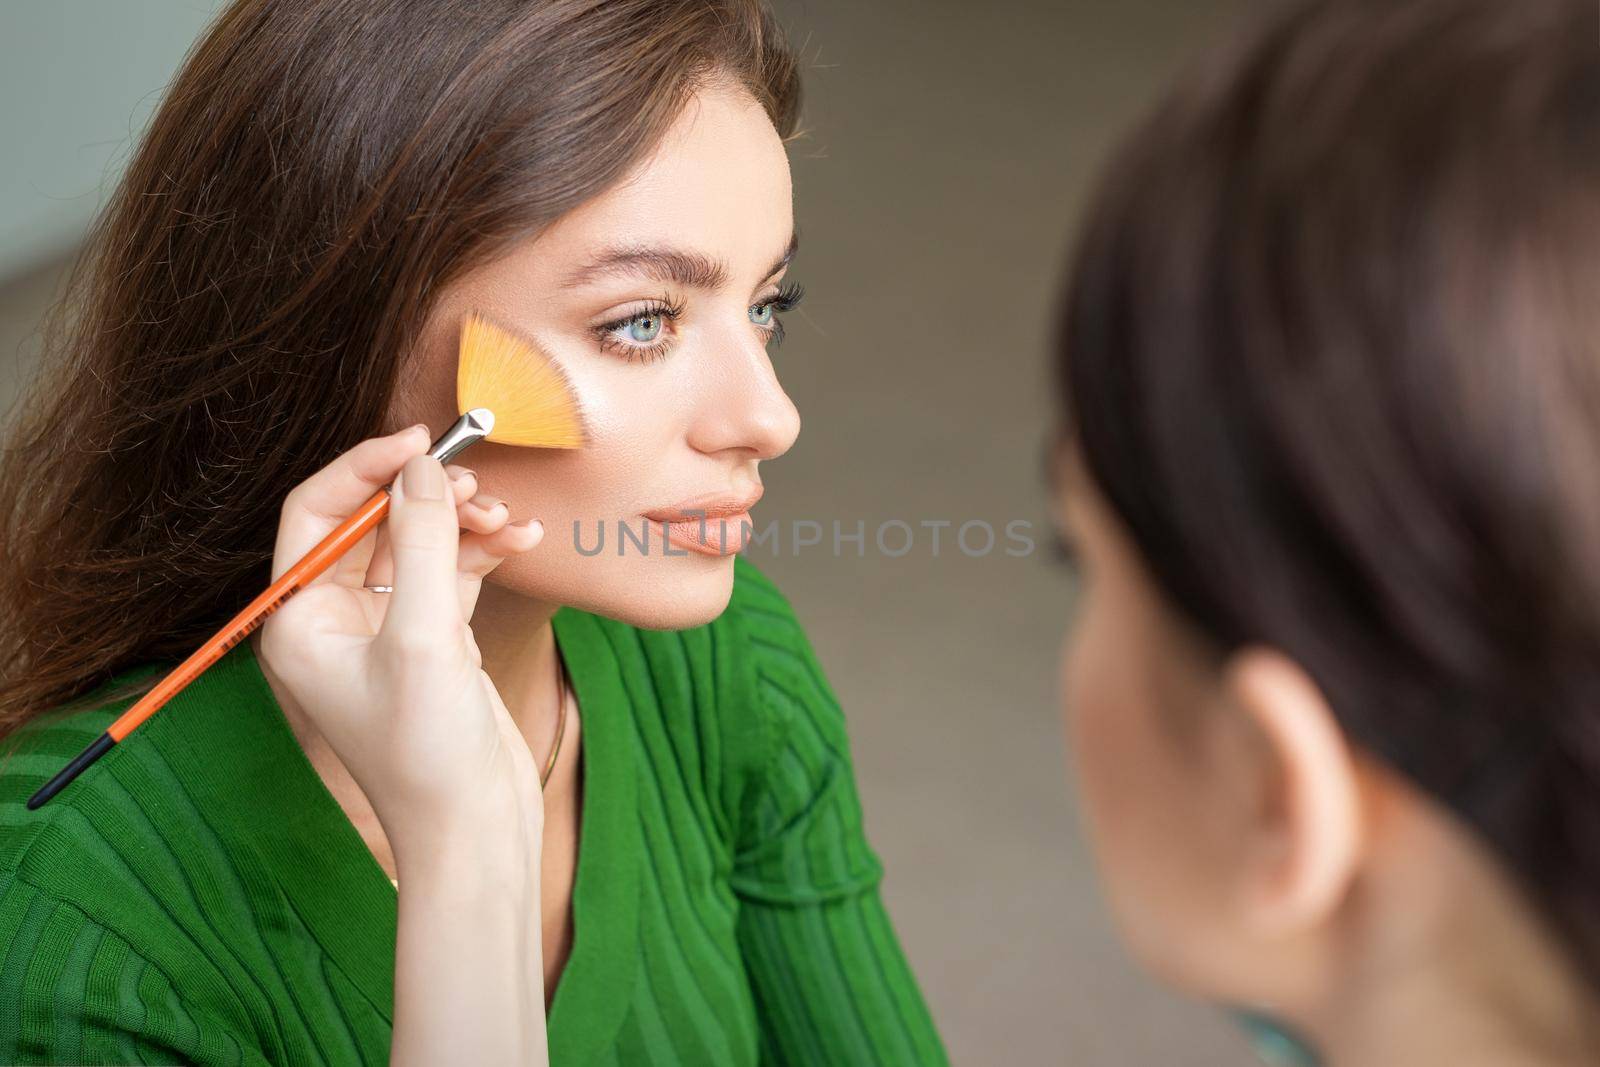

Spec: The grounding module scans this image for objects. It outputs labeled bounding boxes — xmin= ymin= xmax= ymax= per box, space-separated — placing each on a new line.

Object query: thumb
xmin=380 ymin=453 xmax=463 ymax=642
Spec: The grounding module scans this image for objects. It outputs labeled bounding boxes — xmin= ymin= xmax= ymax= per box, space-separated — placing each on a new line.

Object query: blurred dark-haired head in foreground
xmin=1050 ymin=1 xmax=1600 ymax=1063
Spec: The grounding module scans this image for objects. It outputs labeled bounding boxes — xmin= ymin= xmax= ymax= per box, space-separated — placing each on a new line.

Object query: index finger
xmin=272 ymin=425 xmax=433 ymax=582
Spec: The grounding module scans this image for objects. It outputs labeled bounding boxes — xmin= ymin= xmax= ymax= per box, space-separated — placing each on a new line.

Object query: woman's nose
xmin=686 ymin=334 xmax=801 ymax=460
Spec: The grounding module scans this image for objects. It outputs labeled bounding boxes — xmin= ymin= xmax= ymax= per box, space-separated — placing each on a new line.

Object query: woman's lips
xmin=643 ymin=488 xmax=763 ymax=557
xmin=651 ymin=512 xmax=755 ymax=556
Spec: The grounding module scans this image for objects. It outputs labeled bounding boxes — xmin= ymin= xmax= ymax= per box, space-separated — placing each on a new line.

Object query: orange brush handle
xmin=31 ymin=408 xmax=496 ymax=809
xmin=107 ymin=487 xmax=392 ymax=741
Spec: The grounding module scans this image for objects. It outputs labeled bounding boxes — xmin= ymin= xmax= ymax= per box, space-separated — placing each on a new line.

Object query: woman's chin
xmin=489 ymin=551 xmax=741 ymax=630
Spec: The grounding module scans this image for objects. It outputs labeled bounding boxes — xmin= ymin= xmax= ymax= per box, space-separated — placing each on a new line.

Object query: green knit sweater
xmin=0 ymin=557 xmax=946 ymax=1065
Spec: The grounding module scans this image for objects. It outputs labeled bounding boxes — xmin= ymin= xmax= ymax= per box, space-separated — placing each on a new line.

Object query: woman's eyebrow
xmin=561 ymin=232 xmax=799 ymax=290
xmin=561 ymin=245 xmax=727 ymax=289
xmin=762 ymin=231 xmax=800 ymax=280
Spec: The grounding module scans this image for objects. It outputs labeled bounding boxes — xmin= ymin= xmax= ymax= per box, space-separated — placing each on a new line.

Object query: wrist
xmin=386 ymin=785 xmax=541 ymax=879
xmin=397 ymin=839 xmax=537 ymax=907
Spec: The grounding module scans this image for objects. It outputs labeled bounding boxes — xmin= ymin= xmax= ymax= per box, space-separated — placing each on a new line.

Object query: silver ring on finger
xmin=364 ymin=585 xmax=394 ymax=593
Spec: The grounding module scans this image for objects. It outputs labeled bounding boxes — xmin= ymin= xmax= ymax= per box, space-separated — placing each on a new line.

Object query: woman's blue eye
xmin=749 ymin=302 xmax=775 ymax=326
xmin=593 ymin=299 xmax=682 ymax=360
xmin=626 ymin=314 xmax=663 ymax=343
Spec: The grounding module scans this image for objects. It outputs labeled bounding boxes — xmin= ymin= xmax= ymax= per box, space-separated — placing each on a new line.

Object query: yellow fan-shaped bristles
xmin=457 ymin=313 xmax=587 ymax=448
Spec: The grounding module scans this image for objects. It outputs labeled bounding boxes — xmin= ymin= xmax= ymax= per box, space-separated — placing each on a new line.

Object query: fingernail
xmin=402 ymin=455 xmax=444 ymax=500
xmin=512 ymin=518 xmax=543 ymax=534
xmin=409 ymin=423 xmax=430 ymax=442
xmin=449 ymin=467 xmax=476 ymax=481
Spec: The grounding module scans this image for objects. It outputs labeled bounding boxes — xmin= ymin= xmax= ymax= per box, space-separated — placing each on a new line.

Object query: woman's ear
xmin=1221 ymin=646 xmax=1363 ymax=939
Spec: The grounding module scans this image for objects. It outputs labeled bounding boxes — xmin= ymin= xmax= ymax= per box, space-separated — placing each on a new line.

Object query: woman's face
xmin=395 ymin=82 xmax=800 ymax=629
xmin=1051 ymin=443 xmax=1281 ymax=1001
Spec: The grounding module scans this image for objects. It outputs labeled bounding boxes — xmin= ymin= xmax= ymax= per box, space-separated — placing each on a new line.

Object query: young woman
xmin=0 ymin=1 xmax=946 ymax=1063
xmin=1049 ymin=0 xmax=1600 ymax=1064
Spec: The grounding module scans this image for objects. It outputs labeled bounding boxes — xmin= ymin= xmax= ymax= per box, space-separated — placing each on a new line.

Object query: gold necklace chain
xmin=541 ymin=652 xmax=570 ymax=789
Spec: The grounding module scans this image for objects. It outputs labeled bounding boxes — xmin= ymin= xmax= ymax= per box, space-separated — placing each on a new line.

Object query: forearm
xmin=389 ymin=811 xmax=546 ymax=1067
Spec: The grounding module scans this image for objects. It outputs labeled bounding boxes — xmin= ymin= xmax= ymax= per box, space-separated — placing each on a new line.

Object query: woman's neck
xmin=469 ymin=580 xmax=565 ymax=754
xmin=1314 ymin=951 xmax=1599 ymax=1066
xmin=1305 ymin=819 xmax=1600 ymax=1067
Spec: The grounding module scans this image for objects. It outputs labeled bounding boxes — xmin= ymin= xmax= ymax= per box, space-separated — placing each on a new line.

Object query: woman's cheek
xmin=475 ymin=353 xmax=651 ymax=527
xmin=1062 ymin=598 xmax=1196 ymax=977
xmin=1064 ymin=621 xmax=1139 ymax=868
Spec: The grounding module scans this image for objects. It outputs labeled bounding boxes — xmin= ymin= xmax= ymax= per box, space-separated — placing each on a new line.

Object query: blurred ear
xmin=1222 ymin=646 xmax=1362 ymax=937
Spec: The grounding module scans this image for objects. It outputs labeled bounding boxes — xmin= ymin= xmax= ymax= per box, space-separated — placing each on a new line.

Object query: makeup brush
xmin=28 ymin=313 xmax=584 ymax=809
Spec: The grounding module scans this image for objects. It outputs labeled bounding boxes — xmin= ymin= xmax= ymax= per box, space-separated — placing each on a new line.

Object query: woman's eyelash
xmin=592 ymin=282 xmax=806 ymax=364
xmin=1050 ymin=531 xmax=1082 ymax=569
xmin=769 ymin=281 xmax=805 ymax=311
xmin=592 ymin=296 xmax=684 ymax=363
xmin=752 ymin=282 xmax=805 ymax=347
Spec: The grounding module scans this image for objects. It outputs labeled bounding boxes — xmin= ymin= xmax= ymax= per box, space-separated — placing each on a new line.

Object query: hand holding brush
xmin=262 ymin=436 xmax=551 ymax=1067
xmin=24 ymin=312 xmax=587 ymax=1065
xmin=28 ymin=313 xmax=585 ymax=809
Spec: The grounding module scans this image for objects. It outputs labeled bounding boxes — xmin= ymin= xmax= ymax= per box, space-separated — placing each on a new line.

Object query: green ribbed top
xmin=0 ymin=557 xmax=946 ymax=1065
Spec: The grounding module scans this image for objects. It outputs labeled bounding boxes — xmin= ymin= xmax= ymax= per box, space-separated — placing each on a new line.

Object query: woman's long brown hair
xmin=0 ymin=0 xmax=800 ymax=737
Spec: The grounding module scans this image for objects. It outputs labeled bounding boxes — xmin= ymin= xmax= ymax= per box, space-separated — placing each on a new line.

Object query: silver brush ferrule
xmin=426 ymin=407 xmax=495 ymax=466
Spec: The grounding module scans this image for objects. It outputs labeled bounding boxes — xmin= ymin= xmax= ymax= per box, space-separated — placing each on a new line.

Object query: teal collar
xmin=1231 ymin=1009 xmax=1322 ymax=1067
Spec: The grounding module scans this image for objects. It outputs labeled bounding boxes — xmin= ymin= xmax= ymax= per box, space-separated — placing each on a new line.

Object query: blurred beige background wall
xmin=0 ymin=1 xmax=1258 ymax=1062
